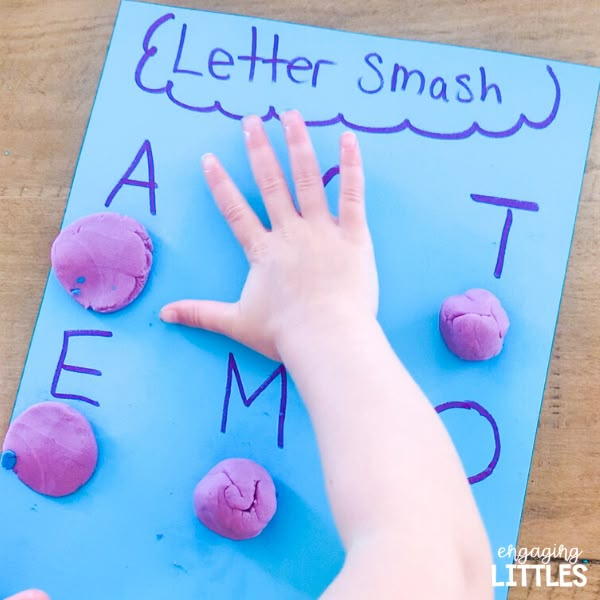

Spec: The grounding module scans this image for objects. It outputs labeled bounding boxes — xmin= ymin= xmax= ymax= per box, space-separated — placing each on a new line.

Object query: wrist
xmin=274 ymin=303 xmax=379 ymax=364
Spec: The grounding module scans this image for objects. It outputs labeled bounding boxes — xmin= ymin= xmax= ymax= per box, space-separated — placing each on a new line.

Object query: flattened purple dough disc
xmin=2 ymin=402 xmax=98 ymax=497
xmin=51 ymin=212 xmax=153 ymax=313
xmin=439 ymin=288 xmax=509 ymax=361
xmin=193 ymin=458 xmax=277 ymax=541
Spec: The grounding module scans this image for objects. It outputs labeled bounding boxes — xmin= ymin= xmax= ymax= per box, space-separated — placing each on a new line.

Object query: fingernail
xmin=280 ymin=109 xmax=300 ymax=129
xmin=242 ymin=115 xmax=262 ymax=140
xmin=159 ymin=308 xmax=176 ymax=323
xmin=341 ymin=131 xmax=356 ymax=150
xmin=201 ymin=153 xmax=216 ymax=171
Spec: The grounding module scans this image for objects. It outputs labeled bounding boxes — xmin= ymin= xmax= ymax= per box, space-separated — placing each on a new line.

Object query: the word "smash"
xmin=358 ymin=53 xmax=502 ymax=104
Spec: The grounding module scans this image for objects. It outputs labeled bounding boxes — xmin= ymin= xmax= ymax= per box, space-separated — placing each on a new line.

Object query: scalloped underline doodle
xmin=134 ymin=12 xmax=561 ymax=140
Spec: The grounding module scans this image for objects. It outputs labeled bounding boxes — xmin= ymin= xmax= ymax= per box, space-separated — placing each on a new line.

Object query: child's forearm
xmin=161 ymin=111 xmax=493 ymax=598
xmin=278 ymin=310 xmax=493 ymax=598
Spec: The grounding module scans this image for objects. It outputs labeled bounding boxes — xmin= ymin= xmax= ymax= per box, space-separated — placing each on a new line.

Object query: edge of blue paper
xmin=3 ymin=2 xmax=600 ymax=595
xmin=6 ymin=1 xmax=127 ymax=425
xmin=509 ymin=80 xmax=600 ymax=547
xmin=126 ymin=0 xmax=600 ymax=74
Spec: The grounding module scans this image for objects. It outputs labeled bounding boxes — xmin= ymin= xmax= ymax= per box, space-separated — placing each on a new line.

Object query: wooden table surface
xmin=1 ymin=1 xmax=598 ymax=598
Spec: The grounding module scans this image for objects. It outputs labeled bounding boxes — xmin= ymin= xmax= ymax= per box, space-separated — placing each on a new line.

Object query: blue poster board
xmin=1 ymin=2 xmax=599 ymax=598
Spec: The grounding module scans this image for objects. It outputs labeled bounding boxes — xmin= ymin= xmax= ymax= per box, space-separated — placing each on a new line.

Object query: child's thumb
xmin=159 ymin=300 xmax=239 ymax=339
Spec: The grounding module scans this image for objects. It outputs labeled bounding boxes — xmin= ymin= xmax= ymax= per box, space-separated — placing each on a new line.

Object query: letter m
xmin=221 ymin=353 xmax=288 ymax=448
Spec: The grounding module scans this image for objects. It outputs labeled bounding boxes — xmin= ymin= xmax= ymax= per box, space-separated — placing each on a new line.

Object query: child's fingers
xmin=338 ymin=132 xmax=366 ymax=236
xmin=5 ymin=591 xmax=50 ymax=600
xmin=242 ymin=115 xmax=297 ymax=227
xmin=160 ymin=300 xmax=240 ymax=340
xmin=202 ymin=153 xmax=265 ymax=255
xmin=281 ymin=110 xmax=328 ymax=220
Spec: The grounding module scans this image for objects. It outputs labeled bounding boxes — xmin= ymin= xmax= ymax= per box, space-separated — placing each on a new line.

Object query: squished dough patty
xmin=2 ymin=402 xmax=98 ymax=497
xmin=51 ymin=212 xmax=153 ymax=313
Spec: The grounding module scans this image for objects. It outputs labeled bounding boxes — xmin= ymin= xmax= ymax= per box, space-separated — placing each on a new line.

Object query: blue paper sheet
xmin=1 ymin=2 xmax=599 ymax=598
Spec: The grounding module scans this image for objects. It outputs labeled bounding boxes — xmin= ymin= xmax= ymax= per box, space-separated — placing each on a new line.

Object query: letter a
xmin=105 ymin=139 xmax=158 ymax=215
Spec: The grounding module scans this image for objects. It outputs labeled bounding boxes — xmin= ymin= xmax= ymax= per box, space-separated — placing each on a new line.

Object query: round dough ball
xmin=193 ymin=458 xmax=277 ymax=541
xmin=1 ymin=402 xmax=98 ymax=497
xmin=51 ymin=212 xmax=153 ymax=313
xmin=439 ymin=288 xmax=509 ymax=361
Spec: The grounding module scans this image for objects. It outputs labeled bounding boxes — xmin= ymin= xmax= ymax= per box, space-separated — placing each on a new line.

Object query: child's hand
xmin=159 ymin=109 xmax=492 ymax=599
xmin=160 ymin=110 xmax=378 ymax=360
xmin=5 ymin=591 xmax=49 ymax=600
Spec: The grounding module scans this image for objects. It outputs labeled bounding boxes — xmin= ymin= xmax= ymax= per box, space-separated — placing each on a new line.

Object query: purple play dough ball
xmin=193 ymin=458 xmax=277 ymax=541
xmin=439 ymin=288 xmax=509 ymax=361
xmin=2 ymin=402 xmax=98 ymax=497
xmin=51 ymin=212 xmax=153 ymax=313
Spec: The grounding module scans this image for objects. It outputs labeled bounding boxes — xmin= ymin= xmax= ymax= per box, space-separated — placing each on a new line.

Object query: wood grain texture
xmin=504 ymin=562 xmax=599 ymax=599
xmin=0 ymin=1 xmax=598 ymax=597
